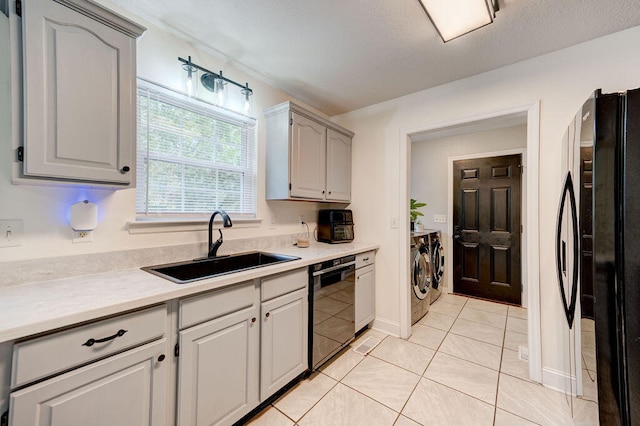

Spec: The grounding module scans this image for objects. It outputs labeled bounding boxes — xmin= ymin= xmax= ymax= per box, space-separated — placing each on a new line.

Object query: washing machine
xmin=411 ymin=232 xmax=432 ymax=324
xmin=428 ymin=230 xmax=445 ymax=304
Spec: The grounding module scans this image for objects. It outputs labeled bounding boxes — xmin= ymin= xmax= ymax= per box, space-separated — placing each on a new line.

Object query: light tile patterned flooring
xmin=247 ymin=293 xmax=599 ymax=426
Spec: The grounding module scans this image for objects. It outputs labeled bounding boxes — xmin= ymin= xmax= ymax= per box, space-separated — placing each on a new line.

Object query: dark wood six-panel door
xmin=452 ymin=154 xmax=522 ymax=304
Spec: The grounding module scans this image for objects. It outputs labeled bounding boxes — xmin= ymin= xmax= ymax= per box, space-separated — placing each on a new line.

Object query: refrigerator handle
xmin=556 ymin=171 xmax=580 ymax=329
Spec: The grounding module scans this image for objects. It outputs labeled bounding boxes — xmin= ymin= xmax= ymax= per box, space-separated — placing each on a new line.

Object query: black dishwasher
xmin=308 ymin=255 xmax=356 ymax=370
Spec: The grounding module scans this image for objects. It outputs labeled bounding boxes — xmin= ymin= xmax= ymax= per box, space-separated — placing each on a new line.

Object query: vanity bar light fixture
xmin=418 ymin=0 xmax=499 ymax=42
xmin=178 ymin=56 xmax=253 ymax=104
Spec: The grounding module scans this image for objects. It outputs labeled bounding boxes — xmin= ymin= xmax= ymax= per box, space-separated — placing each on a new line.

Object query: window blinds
xmin=136 ymin=80 xmax=257 ymax=218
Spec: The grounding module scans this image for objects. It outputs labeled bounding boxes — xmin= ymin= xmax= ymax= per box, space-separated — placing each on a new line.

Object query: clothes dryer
xmin=428 ymin=230 xmax=445 ymax=304
xmin=411 ymin=232 xmax=432 ymax=324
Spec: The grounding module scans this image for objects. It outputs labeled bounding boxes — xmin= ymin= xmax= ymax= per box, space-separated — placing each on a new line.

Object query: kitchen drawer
xmin=179 ymin=280 xmax=255 ymax=329
xmin=261 ymin=268 xmax=307 ymax=302
xmin=11 ymin=304 xmax=166 ymax=388
xmin=356 ymin=251 xmax=375 ymax=269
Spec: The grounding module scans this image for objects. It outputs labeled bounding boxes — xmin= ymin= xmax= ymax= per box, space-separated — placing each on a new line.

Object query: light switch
xmin=434 ymin=215 xmax=447 ymax=224
xmin=0 ymin=219 xmax=23 ymax=248
xmin=391 ymin=217 xmax=398 ymax=229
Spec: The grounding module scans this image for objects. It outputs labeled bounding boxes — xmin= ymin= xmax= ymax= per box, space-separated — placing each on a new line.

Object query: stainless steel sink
xmin=142 ymin=251 xmax=301 ymax=284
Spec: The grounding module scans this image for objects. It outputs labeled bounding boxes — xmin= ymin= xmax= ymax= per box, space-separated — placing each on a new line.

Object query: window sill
xmin=127 ymin=217 xmax=262 ymax=234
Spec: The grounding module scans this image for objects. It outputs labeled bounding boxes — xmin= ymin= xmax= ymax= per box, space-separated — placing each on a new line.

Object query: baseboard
xmin=542 ymin=366 xmax=577 ymax=396
xmin=371 ymin=317 xmax=401 ymax=337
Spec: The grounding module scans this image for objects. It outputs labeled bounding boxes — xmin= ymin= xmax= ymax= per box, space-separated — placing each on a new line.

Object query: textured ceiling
xmin=111 ymin=0 xmax=640 ymax=116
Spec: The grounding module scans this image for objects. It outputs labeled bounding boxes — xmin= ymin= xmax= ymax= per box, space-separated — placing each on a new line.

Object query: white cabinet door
xmin=177 ymin=306 xmax=259 ymax=426
xmin=355 ymin=264 xmax=375 ymax=331
xmin=290 ymin=112 xmax=327 ymax=199
xmin=20 ymin=0 xmax=141 ymax=184
xmin=260 ymin=288 xmax=308 ymax=400
xmin=9 ymin=339 xmax=168 ymax=426
xmin=326 ymin=129 xmax=352 ymax=202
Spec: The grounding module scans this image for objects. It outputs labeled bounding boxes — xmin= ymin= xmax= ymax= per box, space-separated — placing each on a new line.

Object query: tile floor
xmin=247 ymin=293 xmax=599 ymax=426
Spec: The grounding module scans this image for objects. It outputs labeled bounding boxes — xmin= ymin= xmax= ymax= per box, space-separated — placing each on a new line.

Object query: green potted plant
xmin=410 ymin=198 xmax=426 ymax=231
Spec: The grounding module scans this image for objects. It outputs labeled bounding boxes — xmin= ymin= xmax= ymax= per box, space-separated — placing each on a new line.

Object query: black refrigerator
xmin=593 ymin=87 xmax=640 ymax=425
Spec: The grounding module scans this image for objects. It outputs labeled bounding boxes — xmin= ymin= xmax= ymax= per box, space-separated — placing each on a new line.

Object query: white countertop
xmin=0 ymin=242 xmax=377 ymax=344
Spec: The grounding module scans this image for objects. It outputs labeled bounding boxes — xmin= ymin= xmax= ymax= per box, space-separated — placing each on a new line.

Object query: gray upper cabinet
xmin=265 ymin=101 xmax=354 ymax=202
xmin=10 ymin=0 xmax=145 ymax=185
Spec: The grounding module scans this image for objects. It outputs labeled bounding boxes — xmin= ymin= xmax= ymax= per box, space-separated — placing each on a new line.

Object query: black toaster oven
xmin=317 ymin=209 xmax=354 ymax=243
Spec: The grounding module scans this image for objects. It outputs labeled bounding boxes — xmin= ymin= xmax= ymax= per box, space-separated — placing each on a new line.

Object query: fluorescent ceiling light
xmin=419 ymin=0 xmax=496 ymax=42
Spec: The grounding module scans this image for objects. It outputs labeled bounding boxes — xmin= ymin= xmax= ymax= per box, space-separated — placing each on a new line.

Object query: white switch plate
xmin=0 ymin=219 xmax=23 ymax=248
xmin=390 ymin=217 xmax=398 ymax=229
xmin=434 ymin=215 xmax=447 ymax=224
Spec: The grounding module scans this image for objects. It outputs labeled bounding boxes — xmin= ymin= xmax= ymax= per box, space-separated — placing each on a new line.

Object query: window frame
xmin=135 ymin=78 xmax=257 ymax=221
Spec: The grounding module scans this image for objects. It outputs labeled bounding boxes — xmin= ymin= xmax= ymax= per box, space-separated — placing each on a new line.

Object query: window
xmin=136 ymin=79 xmax=257 ymax=218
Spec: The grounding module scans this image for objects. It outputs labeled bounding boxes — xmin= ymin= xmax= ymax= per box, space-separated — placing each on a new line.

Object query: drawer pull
xmin=362 ymin=257 xmax=369 ymax=262
xmin=265 ymin=312 xmax=270 ymax=318
xmin=82 ymin=329 xmax=128 ymax=347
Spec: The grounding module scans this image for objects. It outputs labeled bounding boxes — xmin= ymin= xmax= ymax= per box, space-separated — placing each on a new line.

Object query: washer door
xmin=432 ymin=239 xmax=445 ymax=288
xmin=412 ymin=244 xmax=432 ymax=299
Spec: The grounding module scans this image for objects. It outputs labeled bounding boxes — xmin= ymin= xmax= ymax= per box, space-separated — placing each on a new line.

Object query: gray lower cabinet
xmin=260 ymin=287 xmax=308 ymax=400
xmin=177 ymin=269 xmax=308 ymax=424
xmin=8 ymin=305 xmax=170 ymax=426
xmin=177 ymin=304 xmax=259 ymax=426
xmin=355 ymin=251 xmax=376 ymax=332
xmin=10 ymin=339 xmax=168 ymax=426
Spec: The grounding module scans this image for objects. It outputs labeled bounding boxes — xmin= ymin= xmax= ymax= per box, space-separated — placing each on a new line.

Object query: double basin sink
xmin=143 ymin=251 xmax=301 ymax=284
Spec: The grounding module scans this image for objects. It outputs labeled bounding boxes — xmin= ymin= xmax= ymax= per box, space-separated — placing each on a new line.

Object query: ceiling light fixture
xmin=178 ymin=56 xmax=253 ymax=113
xmin=418 ymin=0 xmax=499 ymax=42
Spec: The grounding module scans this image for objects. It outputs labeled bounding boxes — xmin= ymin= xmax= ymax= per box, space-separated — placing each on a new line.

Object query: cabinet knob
xmin=251 ymin=317 xmax=257 ymax=323
xmin=120 ymin=166 xmax=131 ymax=174
xmin=158 ymin=354 xmax=166 ymax=362
xmin=265 ymin=312 xmax=270 ymax=318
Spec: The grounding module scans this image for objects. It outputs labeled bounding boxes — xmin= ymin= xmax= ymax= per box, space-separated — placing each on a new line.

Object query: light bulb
xmin=186 ymin=73 xmax=193 ymax=96
xmin=241 ymin=83 xmax=252 ymax=115
xmin=182 ymin=56 xmax=198 ymax=97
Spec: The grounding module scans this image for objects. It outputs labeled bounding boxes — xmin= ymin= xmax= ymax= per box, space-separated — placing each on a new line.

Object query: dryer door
xmin=413 ymin=244 xmax=432 ymax=299
xmin=432 ymin=239 xmax=445 ymax=288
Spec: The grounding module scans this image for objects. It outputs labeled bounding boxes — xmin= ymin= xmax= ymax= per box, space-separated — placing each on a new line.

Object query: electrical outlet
xmin=299 ymin=215 xmax=306 ymax=224
xmin=0 ymin=219 xmax=23 ymax=248
xmin=434 ymin=214 xmax=447 ymax=224
xmin=72 ymin=230 xmax=93 ymax=243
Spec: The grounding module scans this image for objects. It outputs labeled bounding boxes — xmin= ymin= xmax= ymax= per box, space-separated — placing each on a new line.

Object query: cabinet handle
xmin=265 ymin=312 xmax=270 ymax=318
xmin=251 ymin=317 xmax=257 ymax=323
xmin=362 ymin=257 xmax=369 ymax=262
xmin=158 ymin=354 xmax=166 ymax=362
xmin=82 ymin=329 xmax=128 ymax=347
xmin=120 ymin=166 xmax=131 ymax=174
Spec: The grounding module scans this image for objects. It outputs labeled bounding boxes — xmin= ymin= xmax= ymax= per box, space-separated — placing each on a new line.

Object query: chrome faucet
xmin=208 ymin=210 xmax=233 ymax=258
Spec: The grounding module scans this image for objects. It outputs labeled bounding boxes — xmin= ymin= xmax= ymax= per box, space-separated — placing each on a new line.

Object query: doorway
xmin=400 ymin=102 xmax=541 ymax=383
xmin=452 ymin=154 xmax=522 ymax=304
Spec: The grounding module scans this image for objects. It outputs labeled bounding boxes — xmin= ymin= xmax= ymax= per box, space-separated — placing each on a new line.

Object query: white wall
xmin=334 ymin=26 xmax=640 ymax=379
xmin=0 ymin=3 xmax=335 ymax=263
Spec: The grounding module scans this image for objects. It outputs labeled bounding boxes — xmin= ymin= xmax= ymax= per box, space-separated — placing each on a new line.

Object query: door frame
xmin=399 ymin=101 xmax=541 ymax=383
xmin=447 ymin=149 xmax=527 ymax=306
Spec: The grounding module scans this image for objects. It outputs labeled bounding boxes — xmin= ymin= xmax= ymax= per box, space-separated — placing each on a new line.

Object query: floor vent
xmin=518 ymin=345 xmax=529 ymax=361
xmin=353 ymin=337 xmax=381 ymax=355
